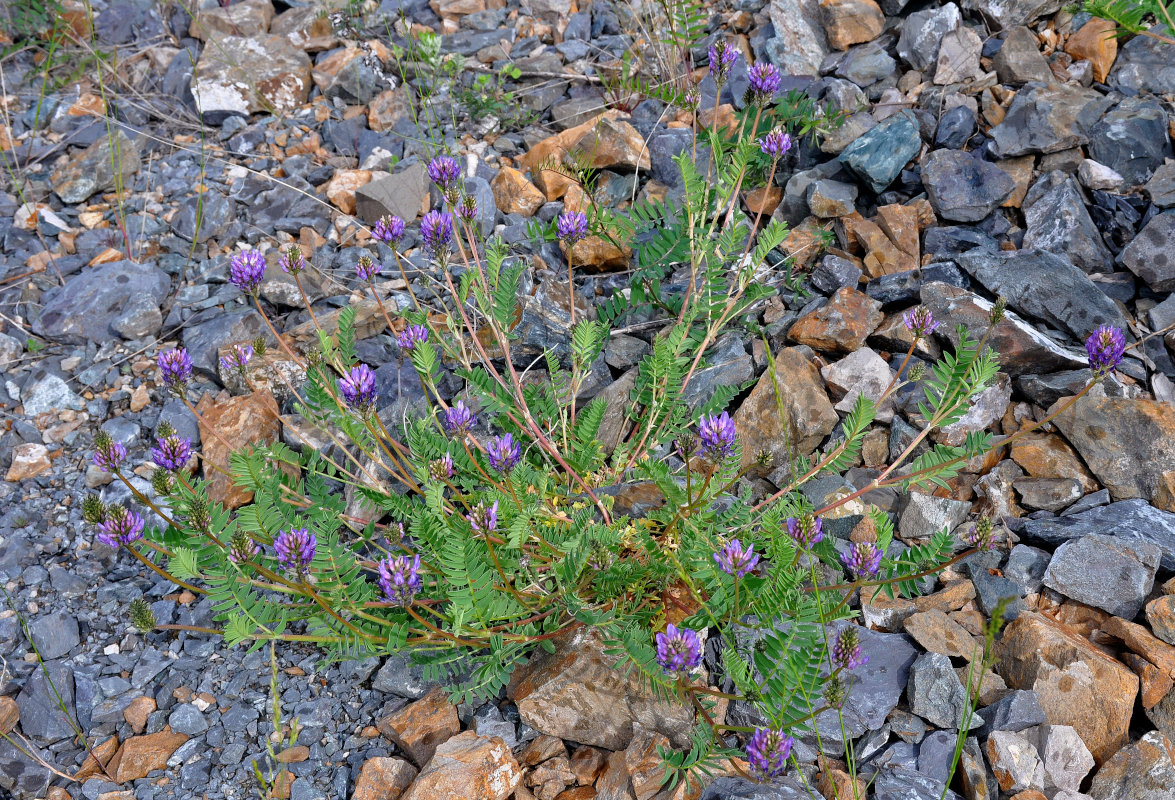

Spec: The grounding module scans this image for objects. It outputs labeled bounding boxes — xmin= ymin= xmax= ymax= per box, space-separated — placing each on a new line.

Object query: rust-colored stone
xmin=1102 ymin=616 xmax=1175 ymax=676
xmin=568 ymin=117 xmax=650 ymax=171
xmin=733 ymin=347 xmax=839 ymax=466
xmin=788 ymin=287 xmax=884 ymax=353
xmin=6 ymin=442 xmax=51 ymax=481
xmin=624 ymin=728 xmax=670 ymax=800
xmin=1147 ymin=594 xmax=1175 ymax=646
xmin=1009 ymin=433 xmax=1099 ymax=494
xmin=820 ymin=0 xmax=884 ymax=49
xmin=875 ymin=204 xmax=920 ymax=258
xmin=744 ymin=185 xmax=782 ymax=216
xmin=195 ymin=389 xmax=287 ymax=509
xmin=400 ymin=732 xmax=521 ymax=800
xmin=111 ymin=728 xmax=189 ymax=783
xmin=1121 ymin=652 xmax=1174 ymax=709
xmin=492 ymin=167 xmax=546 ymax=217
xmin=780 ymin=217 xmax=827 ymax=271
xmin=996 ymin=155 xmax=1035 ymax=209
xmin=1064 ymin=18 xmax=1118 ymax=84
xmin=324 ymin=169 xmax=373 ymax=215
xmin=0 ymin=695 xmax=18 ymax=735
xmin=912 ymin=579 xmax=976 ymax=613
xmin=376 ymin=688 xmax=460 ymax=767
xmin=352 ymin=756 xmax=417 ymax=800
xmin=123 ymin=696 xmax=155 ymax=735
xmin=367 ymin=88 xmax=414 ymax=132
xmin=569 ymin=746 xmax=607 ymax=785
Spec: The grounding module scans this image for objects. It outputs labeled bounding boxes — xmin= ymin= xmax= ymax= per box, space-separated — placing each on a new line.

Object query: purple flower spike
xmin=229 ymin=249 xmax=266 ymax=295
xmin=229 ymin=537 xmax=262 ymax=564
xmin=427 ymin=155 xmax=461 ymax=191
xmin=655 ymin=624 xmax=703 ymax=676
xmin=903 ymin=307 xmax=939 ymax=340
xmin=92 ymin=441 xmax=127 ymax=473
xmin=378 ymin=554 xmax=422 ymax=606
xmin=396 ymin=324 xmax=429 ymax=351
xmin=278 ymin=245 xmax=306 ymax=275
xmin=758 ymin=128 xmax=792 ymax=160
xmin=97 ymin=505 xmax=145 ymax=549
xmin=158 ymin=348 xmax=193 ymax=390
xmin=697 ymin=412 xmax=737 ymax=460
xmin=468 ymin=500 xmax=498 ymax=534
xmin=274 ymin=527 xmax=316 ymax=572
xmin=746 ymin=727 xmax=793 ymax=781
xmin=219 ymin=343 xmax=253 ymax=374
xmin=485 ymin=433 xmax=521 ymax=473
xmin=429 ymin=452 xmax=455 ymax=481
xmin=832 ymin=627 xmax=868 ymax=671
xmin=841 ymin=541 xmax=883 ymax=579
xmin=556 ymin=210 xmax=589 ymax=244
xmin=1086 ymin=324 xmax=1126 ymax=378
xmin=338 ymin=364 xmax=378 ymax=412
xmin=747 ymin=62 xmax=782 ymax=103
xmin=355 ymin=255 xmax=382 ymax=282
xmin=456 ymin=194 xmax=477 ymax=221
xmin=373 ymin=215 xmax=406 ymax=244
xmin=420 ymin=210 xmax=453 ymax=255
xmin=709 ymin=40 xmax=740 ymax=85
xmin=443 ymin=401 xmax=477 ymax=435
xmin=786 ymin=514 xmax=823 ymax=550
xmin=151 ymin=435 xmax=192 ymax=472
xmin=714 ymin=539 xmax=760 ymax=578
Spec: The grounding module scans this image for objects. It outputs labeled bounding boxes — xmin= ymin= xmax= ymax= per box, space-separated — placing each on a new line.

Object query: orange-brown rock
xmin=492 ymin=167 xmax=546 ymax=216
xmin=733 ymin=347 xmax=839 ymax=466
xmin=842 ymin=213 xmax=913 ymax=276
xmin=324 ymin=169 xmax=373 ymax=215
xmin=351 ymin=756 xmax=417 ymax=800
xmin=1148 ymin=594 xmax=1175 ymax=646
xmin=698 ymin=103 xmax=736 ymax=131
xmin=270 ymin=6 xmax=338 ymax=52
xmin=1121 ymin=652 xmax=1174 ymax=709
xmin=400 ymin=732 xmax=521 ymax=800
xmin=875 ymin=204 xmax=920 ymax=259
xmin=75 ymin=735 xmax=120 ymax=781
xmin=0 ymin=695 xmax=18 ymax=735
xmin=560 ymin=185 xmax=631 ymax=271
xmin=568 ymin=116 xmax=650 ymax=172
xmin=1064 ymin=18 xmax=1118 ymax=84
xmin=1009 ymin=433 xmax=1099 ymax=494
xmin=5 ymin=442 xmax=51 ymax=481
xmin=818 ymin=755 xmax=868 ymax=800
xmin=189 ymin=0 xmax=273 ymax=40
xmin=569 ymin=746 xmax=607 ymax=785
xmin=780 ymin=217 xmax=827 ymax=271
xmin=744 ymin=185 xmax=782 ymax=216
xmin=367 ymin=88 xmax=414 ymax=132
xmin=625 ymin=727 xmax=670 ymax=800
xmin=904 ymin=609 xmax=981 ymax=660
xmin=1155 ymin=470 xmax=1175 ymax=514
xmin=195 ymin=389 xmax=286 ymax=509
xmin=429 ymin=0 xmax=486 ymax=18
xmin=310 ymin=41 xmax=391 ymax=92
xmin=997 ymin=612 xmax=1138 ymax=764
xmin=276 ymin=745 xmax=310 ymax=763
xmin=996 ymin=155 xmax=1036 ymax=209
xmin=376 ymin=688 xmax=460 ymax=767
xmin=912 ymin=579 xmax=976 ymax=613
xmin=111 ymin=727 xmax=189 ymax=783
xmin=123 ymin=696 xmax=156 ymax=735
xmin=788 ymin=286 xmax=884 ymax=353
xmin=821 ymin=0 xmax=885 ymax=50
xmin=217 ymin=345 xmax=307 ymax=404
xmin=518 ymin=734 xmax=567 ymax=767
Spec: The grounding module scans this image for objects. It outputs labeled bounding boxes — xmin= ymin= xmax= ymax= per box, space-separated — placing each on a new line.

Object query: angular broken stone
xmin=921 ymin=149 xmax=1016 ymax=222
xmin=191 ymin=34 xmax=311 ymax=117
xmin=734 ymin=346 xmax=839 ymax=465
xmin=1042 ymin=533 xmax=1159 ymax=618
xmin=400 ymin=732 xmax=521 ymax=800
xmin=50 ymin=129 xmax=141 ymax=204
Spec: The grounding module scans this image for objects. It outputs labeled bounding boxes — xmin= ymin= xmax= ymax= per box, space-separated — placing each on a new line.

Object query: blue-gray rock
xmin=1120 ymin=211 xmax=1175 ymax=293
xmin=874 ymin=766 xmax=962 ymax=800
xmin=989 ymin=83 xmax=1113 ymax=158
xmin=700 ymin=776 xmax=808 ymax=799
xmin=921 ymin=149 xmax=1016 ymax=222
xmin=101 ymin=416 xmax=140 ymax=449
xmin=649 ymin=127 xmax=694 ymax=187
xmin=182 ymin=307 xmax=275 ymax=378
xmin=1109 ymin=24 xmax=1175 ymax=96
xmin=168 ymin=703 xmax=209 ymax=735
xmin=29 ymin=611 xmax=79 ymax=660
xmin=807 ymin=179 xmax=858 ymax=218
xmin=0 ymin=737 xmax=51 ymax=800
xmin=158 ymin=398 xmax=201 ymax=445
xmin=94 ymin=0 xmax=165 ymax=44
xmin=867 ymin=262 xmax=968 ymax=306
xmin=963 ymin=0 xmax=1063 ymax=27
xmin=15 ymin=660 xmax=76 ymax=742
xmin=896 ymin=4 xmax=961 ymax=71
xmin=34 ymin=260 xmax=170 ymax=345
xmin=812 ymin=255 xmax=863 ymax=295
xmin=1022 ymin=171 xmax=1112 ymax=274
xmin=1004 ymin=545 xmax=1050 ymax=594
xmin=971 ymin=567 xmax=1024 ymax=620
xmin=899 ymin=492 xmax=971 ymax=539
xmin=1042 ymin=533 xmax=1159 ymax=618
xmin=953 ymin=248 xmax=1127 ymax=342
xmin=20 ymin=370 xmax=84 ymax=417
xmin=1146 ymin=163 xmax=1175 ymax=209
xmin=934 ymin=106 xmax=976 ymax=149
xmin=50 ymin=129 xmax=141 ymax=204
xmin=916 ymin=730 xmax=957 ymax=784
xmin=906 ymin=652 xmax=978 ymax=730
xmin=171 ymin=190 xmax=235 ymax=243
xmin=464 ymin=175 xmax=497 ymax=238
xmin=993 ymin=25 xmax=1053 ymax=84
xmin=1088 ymin=97 xmax=1172 ymax=188
xmin=835 ymin=41 xmax=897 ymax=88
xmin=355 ymin=162 xmax=429 ymax=224
xmin=838 ymin=110 xmax=923 ymax=194
xmin=372 ymin=653 xmax=451 ymax=698
xmin=977 ymin=689 xmax=1046 ymax=735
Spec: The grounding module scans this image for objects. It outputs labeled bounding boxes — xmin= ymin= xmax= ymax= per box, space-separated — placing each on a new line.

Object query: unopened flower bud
xmin=157 ymin=421 xmax=176 ymax=439
xmin=990 ymin=296 xmax=1007 ymax=325
xmin=151 ymin=469 xmax=175 ymax=497
xmin=129 ymin=597 xmax=156 ymax=633
xmin=755 ymin=448 xmax=774 ymax=468
xmin=187 ymin=495 xmax=211 ymax=534
xmin=82 ymin=494 xmax=108 ymax=525
xmin=252 ymin=336 xmax=267 ymax=357
xmin=907 ymin=362 xmax=927 ymax=382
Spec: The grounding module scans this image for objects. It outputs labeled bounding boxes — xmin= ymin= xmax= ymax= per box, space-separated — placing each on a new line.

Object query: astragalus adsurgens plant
xmin=83 ymin=45 xmax=1129 ymax=790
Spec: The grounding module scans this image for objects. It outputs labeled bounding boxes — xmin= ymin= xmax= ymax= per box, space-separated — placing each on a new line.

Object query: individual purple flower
xmin=1086 ymin=324 xmax=1125 ymax=378
xmin=228 ymin=536 xmax=262 ymax=564
xmin=456 ymin=194 xmax=477 ymax=222
xmin=427 ymin=155 xmax=461 ymax=191
xmin=485 ymin=433 xmax=521 ymax=473
xmin=372 ymin=215 xmax=406 ymax=244
xmin=158 ymin=348 xmax=193 ymax=390
xmin=758 ymin=128 xmax=792 ymax=160
xmin=468 ymin=501 xmax=498 ymax=534
xmin=338 ymin=364 xmax=378 ymax=412
xmin=746 ymin=727 xmax=793 ymax=781
xmin=92 ymin=440 xmax=127 ymax=473
xmin=903 ymin=307 xmax=939 ymax=340
xmin=274 ymin=527 xmax=316 ymax=572
xmin=96 ymin=505 xmax=145 ymax=549
xmin=786 ymin=514 xmax=823 ymax=550
xmin=655 ymin=624 xmax=703 ymax=676
xmin=229 ymin=249 xmax=266 ymax=295
xmin=841 ymin=541 xmax=883 ymax=580
xmin=747 ymin=62 xmax=782 ymax=103
xmin=429 ymin=452 xmax=455 ymax=481
xmin=396 ymin=325 xmax=429 ymax=351
xmin=708 ymin=40 xmax=740 ymax=85
xmin=355 ymin=255 xmax=382 ymax=282
xmin=151 ymin=435 xmax=192 ymax=472
xmin=556 ymin=210 xmax=589 ymax=244
xmin=420 ymin=210 xmax=453 ymax=255
xmin=832 ymin=627 xmax=868 ymax=671
xmin=697 ymin=412 xmax=737 ymax=460
xmin=714 ymin=539 xmax=760 ymax=578
xmin=378 ymin=554 xmax=422 ymax=606
xmin=443 ymin=401 xmax=477 ymax=435
xmin=219 ymin=343 xmax=253 ymax=374
xmin=278 ymin=245 xmax=305 ymax=275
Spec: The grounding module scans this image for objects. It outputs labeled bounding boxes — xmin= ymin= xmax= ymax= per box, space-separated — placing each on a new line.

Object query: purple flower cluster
xmin=97 ymin=505 xmax=145 ymax=549
xmin=468 ymin=501 xmax=498 ymax=534
xmin=708 ymin=40 xmax=740 ymax=85
xmin=275 ymin=527 xmax=316 ymax=572
xmin=486 ymin=433 xmax=521 ymax=473
xmin=396 ymin=324 xmax=429 ymax=351
xmin=456 ymin=194 xmax=478 ymax=222
xmin=430 ymin=452 xmax=455 ymax=480
xmin=355 ymin=255 xmax=382 ymax=282
xmin=373 ymin=215 xmax=406 ymax=244
xmin=219 ymin=343 xmax=253 ymax=374
xmin=421 ymin=210 xmax=453 ymax=255
xmin=655 ymin=624 xmax=703 ymax=676
xmin=786 ymin=514 xmax=823 ymax=550
xmin=339 ymin=364 xmax=378 ymax=412
xmin=151 ymin=435 xmax=192 ymax=472
xmin=378 ymin=554 xmax=422 ymax=606
xmin=278 ymin=245 xmax=305 ymax=275
xmin=713 ymin=539 xmax=760 ymax=578
xmin=697 ymin=411 xmax=737 ymax=460
xmin=427 ymin=155 xmax=461 ymax=192
xmin=229 ymin=537 xmax=262 ymax=564
xmin=903 ymin=307 xmax=939 ymax=340
xmin=158 ymin=348 xmax=193 ymax=391
xmin=746 ymin=727 xmax=793 ymax=781
xmin=443 ymin=401 xmax=477 ymax=435
xmin=758 ymin=128 xmax=792 ymax=160
xmin=92 ymin=440 xmax=127 ymax=473
xmin=747 ymin=62 xmax=781 ymax=103
xmin=832 ymin=627 xmax=868 ymax=671
xmin=557 ymin=210 xmax=589 ymax=244
xmin=841 ymin=541 xmax=883 ymax=579
xmin=1086 ymin=324 xmax=1125 ymax=378
xmin=230 ymin=249 xmax=266 ymax=295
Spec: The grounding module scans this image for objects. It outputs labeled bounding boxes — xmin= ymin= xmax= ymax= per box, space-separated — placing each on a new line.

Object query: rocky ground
xmin=1 ymin=0 xmax=1175 ymax=798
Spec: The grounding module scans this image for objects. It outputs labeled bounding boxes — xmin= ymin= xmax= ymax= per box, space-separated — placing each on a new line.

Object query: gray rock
xmin=1022 ymin=171 xmax=1111 ymax=274
xmin=1033 ymin=724 xmax=1095 ymax=792
xmin=463 ymin=175 xmax=497 ymax=238
xmin=50 ymin=129 xmax=141 ymax=204
xmin=838 ymin=109 xmax=923 ymax=194
xmin=1086 ymin=729 xmax=1175 ymax=800
xmin=972 ymin=567 xmax=1025 ymax=620
xmin=1023 ymin=499 xmax=1175 ymax=571
xmin=836 ymin=41 xmax=897 ymax=88
xmin=897 ymin=4 xmax=962 ymax=71
xmin=171 ymin=190 xmax=235 ymax=243
xmin=978 ymin=689 xmax=1047 ymax=734
xmin=182 ymin=307 xmax=274 ymax=377
xmin=372 ymin=652 xmax=451 ymax=698
xmin=1004 ymin=545 xmax=1050 ymax=594
xmin=899 ymin=492 xmax=971 ymax=539
xmin=1042 ymin=533 xmax=1159 ymax=618
xmin=649 ymin=127 xmax=694 ymax=187
xmin=1109 ymin=24 xmax=1175 ymax=96
xmin=921 ymin=149 xmax=1016 ymax=222
xmin=21 ymin=371 xmax=84 ymax=417
xmin=963 ymin=0 xmax=1064 ymax=27
xmin=1145 ymin=162 xmax=1175 ymax=208
xmin=15 ymin=660 xmax=76 ymax=742
xmin=1120 ymin=211 xmax=1175 ymax=293
xmin=767 ymin=0 xmax=830 ymax=77
xmin=934 ymin=105 xmax=976 ymax=149
xmin=906 ymin=652 xmax=976 ymax=730
xmin=917 ymin=730 xmax=957 ymax=784
xmin=989 ymin=83 xmax=1113 ymax=158
xmin=807 ymin=179 xmax=858 ymax=218
xmin=355 ymin=161 xmax=429 ymax=224
xmin=954 ymin=248 xmax=1127 ymax=342
xmin=700 ymin=776 xmax=808 ymax=799
xmin=34 ymin=260 xmax=170 ymax=345
xmin=1088 ymin=97 xmax=1173 ymax=188
xmin=934 ymin=26 xmax=984 ymax=84
xmin=994 ymin=26 xmax=1054 ymax=84
xmin=812 ymin=255 xmax=863 ymax=295
xmin=29 ymin=611 xmax=80 ymax=660
xmin=874 ymin=766 xmax=963 ymax=800
xmin=0 ymin=737 xmax=51 ymax=800
xmin=168 ymin=703 xmax=209 ymax=735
